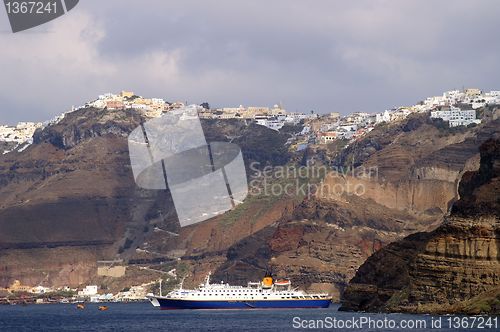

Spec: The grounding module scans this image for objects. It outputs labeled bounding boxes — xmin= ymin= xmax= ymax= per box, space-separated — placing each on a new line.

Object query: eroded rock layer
xmin=341 ymin=137 xmax=500 ymax=313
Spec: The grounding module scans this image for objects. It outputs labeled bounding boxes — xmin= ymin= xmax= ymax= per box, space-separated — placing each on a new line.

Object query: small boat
xmin=98 ymin=305 xmax=109 ymax=311
xmin=274 ymin=279 xmax=291 ymax=286
xmin=76 ymin=303 xmax=85 ymax=310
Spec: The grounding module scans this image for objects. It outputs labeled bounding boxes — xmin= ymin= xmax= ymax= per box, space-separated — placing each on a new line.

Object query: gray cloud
xmin=1 ymin=0 xmax=499 ymax=124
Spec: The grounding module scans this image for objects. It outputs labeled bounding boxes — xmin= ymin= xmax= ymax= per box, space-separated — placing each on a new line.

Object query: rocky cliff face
xmin=327 ymin=115 xmax=498 ymax=216
xmin=212 ymin=116 xmax=498 ymax=301
xmin=213 ymin=190 xmax=438 ymax=300
xmin=0 ymin=107 xmax=292 ymax=288
xmin=340 ymin=137 xmax=500 ymax=314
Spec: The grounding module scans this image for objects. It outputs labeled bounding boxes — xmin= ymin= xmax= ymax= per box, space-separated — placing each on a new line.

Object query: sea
xmin=0 ymin=302 xmax=497 ymax=331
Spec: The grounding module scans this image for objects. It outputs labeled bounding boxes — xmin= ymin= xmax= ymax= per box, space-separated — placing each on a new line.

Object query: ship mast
xmin=205 ymin=271 xmax=211 ymax=287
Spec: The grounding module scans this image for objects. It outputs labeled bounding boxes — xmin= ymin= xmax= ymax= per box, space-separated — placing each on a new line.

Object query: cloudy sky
xmin=1 ymin=0 xmax=499 ymax=124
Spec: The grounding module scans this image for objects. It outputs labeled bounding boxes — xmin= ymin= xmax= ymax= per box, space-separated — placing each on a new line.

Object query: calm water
xmin=0 ymin=302 xmax=496 ymax=331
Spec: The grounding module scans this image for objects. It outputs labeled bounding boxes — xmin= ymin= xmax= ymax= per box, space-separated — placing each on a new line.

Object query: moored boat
xmin=148 ymin=272 xmax=331 ymax=310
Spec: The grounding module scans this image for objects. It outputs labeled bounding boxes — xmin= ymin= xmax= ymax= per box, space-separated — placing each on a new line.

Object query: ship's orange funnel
xmin=262 ymin=276 xmax=273 ymax=288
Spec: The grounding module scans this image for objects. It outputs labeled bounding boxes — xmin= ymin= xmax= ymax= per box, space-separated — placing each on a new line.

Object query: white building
xmin=87 ymin=99 xmax=107 ymax=108
xmin=375 ymin=110 xmax=391 ymax=124
xmin=115 ymin=285 xmax=148 ymax=301
xmin=131 ymin=103 xmax=150 ymax=110
xmin=151 ymin=98 xmax=165 ymax=105
xmin=284 ymin=113 xmax=307 ymax=124
xmin=485 ymin=90 xmax=500 ymax=96
xmin=336 ymin=128 xmax=355 ymax=140
xmin=471 ymin=100 xmax=487 ymax=109
xmin=255 ymin=117 xmax=284 ymax=131
xmin=78 ymin=285 xmax=98 ymax=297
xmin=30 ymin=286 xmax=52 ymax=294
xmin=97 ymin=93 xmax=118 ymax=101
xmin=423 ymin=95 xmax=448 ymax=108
xmin=430 ymin=106 xmax=481 ymax=127
xmin=442 ymin=90 xmax=466 ymax=105
xmin=94 ymin=293 xmax=114 ymax=302
xmin=338 ymin=124 xmax=358 ymax=132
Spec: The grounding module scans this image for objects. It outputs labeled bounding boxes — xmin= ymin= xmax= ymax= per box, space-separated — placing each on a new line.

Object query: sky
xmin=0 ymin=0 xmax=499 ymax=125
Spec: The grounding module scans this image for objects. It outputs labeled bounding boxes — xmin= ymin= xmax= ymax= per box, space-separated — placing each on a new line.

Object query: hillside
xmin=0 ymin=107 xmax=293 ymax=289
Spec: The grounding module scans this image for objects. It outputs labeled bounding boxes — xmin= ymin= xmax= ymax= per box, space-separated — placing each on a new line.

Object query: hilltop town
xmin=0 ymin=88 xmax=496 ymax=156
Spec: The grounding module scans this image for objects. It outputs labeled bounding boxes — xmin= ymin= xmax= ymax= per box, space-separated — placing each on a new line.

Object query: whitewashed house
xmin=78 ymin=285 xmax=98 ymax=297
xmin=430 ymin=106 xmax=481 ymax=127
xmin=375 ymin=110 xmax=391 ymax=124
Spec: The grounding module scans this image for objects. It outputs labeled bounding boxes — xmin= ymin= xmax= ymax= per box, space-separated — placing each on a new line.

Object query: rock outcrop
xmin=340 ymin=137 xmax=500 ymax=313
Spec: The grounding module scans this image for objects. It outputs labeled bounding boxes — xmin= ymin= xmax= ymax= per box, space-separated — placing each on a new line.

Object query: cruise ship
xmin=147 ymin=272 xmax=331 ymax=309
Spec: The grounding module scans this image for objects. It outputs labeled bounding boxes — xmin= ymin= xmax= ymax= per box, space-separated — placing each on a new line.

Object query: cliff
xmin=340 ymin=137 xmax=500 ymax=314
xmin=0 ymin=106 xmax=497 ymax=296
xmin=212 ymin=116 xmax=498 ymax=301
xmin=0 ymin=107 xmax=292 ymax=289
